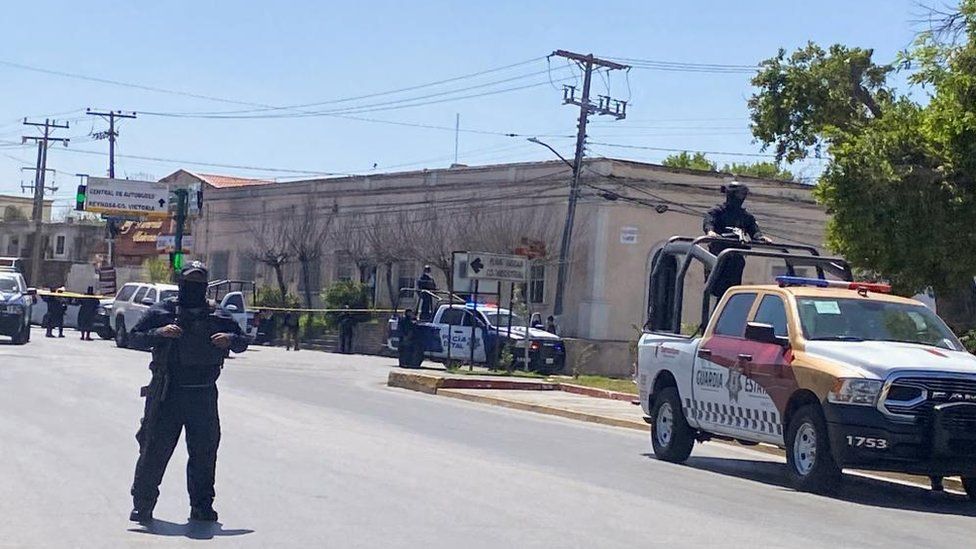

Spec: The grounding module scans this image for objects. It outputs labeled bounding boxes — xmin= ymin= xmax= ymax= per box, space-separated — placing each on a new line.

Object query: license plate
xmin=546 ymin=358 xmax=554 ymax=365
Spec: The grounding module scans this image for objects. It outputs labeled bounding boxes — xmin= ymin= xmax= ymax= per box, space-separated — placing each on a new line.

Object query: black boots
xmin=129 ymin=506 xmax=154 ymax=523
xmin=190 ymin=506 xmax=218 ymax=522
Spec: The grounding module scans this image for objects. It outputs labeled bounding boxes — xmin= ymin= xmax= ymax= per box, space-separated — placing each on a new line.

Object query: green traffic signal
xmin=75 ymin=184 xmax=86 ymax=211
xmin=172 ymin=251 xmax=184 ymax=271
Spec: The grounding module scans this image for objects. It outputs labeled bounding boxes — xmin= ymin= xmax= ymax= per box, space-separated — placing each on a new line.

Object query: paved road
xmin=1 ymin=328 xmax=974 ymax=548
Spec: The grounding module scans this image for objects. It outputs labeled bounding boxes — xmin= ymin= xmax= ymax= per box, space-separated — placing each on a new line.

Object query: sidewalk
xmin=387 ymin=368 xmax=965 ymax=493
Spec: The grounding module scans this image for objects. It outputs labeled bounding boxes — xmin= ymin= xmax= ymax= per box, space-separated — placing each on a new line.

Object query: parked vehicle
xmin=208 ymin=279 xmax=256 ymax=340
xmin=0 ymin=268 xmax=35 ymax=345
xmin=638 ymin=234 xmax=976 ymax=498
xmin=92 ymin=298 xmax=114 ymax=340
xmin=110 ymin=282 xmax=179 ymax=348
xmin=388 ymin=292 xmax=564 ymax=372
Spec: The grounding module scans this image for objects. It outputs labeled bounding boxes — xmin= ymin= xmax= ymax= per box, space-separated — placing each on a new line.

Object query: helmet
xmin=179 ymin=261 xmax=209 ymax=282
xmin=723 ymin=181 xmax=749 ymax=200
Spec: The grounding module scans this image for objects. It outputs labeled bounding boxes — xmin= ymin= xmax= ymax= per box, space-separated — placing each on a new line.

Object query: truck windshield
xmin=0 ymin=277 xmax=19 ymax=293
xmin=484 ymin=312 xmax=526 ymax=328
xmin=797 ymin=297 xmax=963 ymax=351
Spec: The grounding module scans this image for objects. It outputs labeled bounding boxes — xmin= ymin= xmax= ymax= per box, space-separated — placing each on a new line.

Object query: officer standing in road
xmin=128 ymin=262 xmax=248 ymax=524
xmin=398 ymin=308 xmax=418 ymax=368
xmin=416 ymin=265 xmax=437 ymax=321
xmin=702 ymin=181 xmax=771 ymax=297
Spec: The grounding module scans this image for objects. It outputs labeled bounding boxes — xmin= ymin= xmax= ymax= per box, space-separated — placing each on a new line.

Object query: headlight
xmin=828 ymin=378 xmax=883 ymax=406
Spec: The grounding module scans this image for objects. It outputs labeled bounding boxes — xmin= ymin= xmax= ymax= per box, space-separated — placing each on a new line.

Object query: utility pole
xmin=549 ymin=50 xmax=629 ymax=318
xmin=87 ymin=108 xmax=137 ymax=267
xmin=86 ymin=109 xmax=137 ymax=178
xmin=22 ymin=119 xmax=69 ymax=288
xmin=171 ymin=189 xmax=189 ymax=281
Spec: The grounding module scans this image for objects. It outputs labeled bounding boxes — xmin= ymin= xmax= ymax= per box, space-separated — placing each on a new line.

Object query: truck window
xmin=754 ymin=295 xmax=789 ymax=337
xmin=132 ymin=286 xmax=150 ymax=303
xmin=440 ymin=309 xmax=465 ymax=326
xmin=145 ymin=289 xmax=157 ymax=303
xmin=116 ymin=284 xmax=137 ymax=302
xmin=225 ymin=293 xmax=245 ymax=311
xmin=713 ymin=293 xmax=756 ymax=337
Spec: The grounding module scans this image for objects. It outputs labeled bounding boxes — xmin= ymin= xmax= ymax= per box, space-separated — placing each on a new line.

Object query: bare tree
xmin=286 ymin=201 xmax=336 ymax=310
xmin=245 ymin=215 xmax=292 ymax=303
xmin=363 ymin=212 xmax=409 ymax=306
xmin=334 ymin=218 xmax=376 ymax=284
xmin=402 ymin=205 xmax=470 ymax=295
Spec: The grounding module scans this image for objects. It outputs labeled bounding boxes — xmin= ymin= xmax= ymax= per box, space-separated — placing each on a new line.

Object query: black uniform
xmin=416 ymin=271 xmax=437 ymax=321
xmin=129 ymin=292 xmax=247 ymax=518
xmin=702 ymin=189 xmax=765 ymax=298
xmin=44 ymin=295 xmax=66 ymax=337
xmin=338 ymin=310 xmax=355 ymax=354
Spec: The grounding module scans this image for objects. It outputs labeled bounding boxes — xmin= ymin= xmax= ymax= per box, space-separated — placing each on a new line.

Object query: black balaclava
xmin=725 ymin=184 xmax=748 ymax=209
xmin=178 ymin=262 xmax=209 ymax=308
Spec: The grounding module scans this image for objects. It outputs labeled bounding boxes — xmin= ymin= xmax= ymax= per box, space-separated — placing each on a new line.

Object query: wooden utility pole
xmin=22 ymin=119 xmax=69 ymax=287
xmin=549 ymin=51 xmax=629 ymax=317
xmin=87 ymin=108 xmax=137 ymax=266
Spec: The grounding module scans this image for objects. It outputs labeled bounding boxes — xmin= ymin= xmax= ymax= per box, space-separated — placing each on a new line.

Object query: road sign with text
xmin=83 ymin=178 xmax=170 ymax=219
xmin=464 ymin=252 xmax=529 ymax=283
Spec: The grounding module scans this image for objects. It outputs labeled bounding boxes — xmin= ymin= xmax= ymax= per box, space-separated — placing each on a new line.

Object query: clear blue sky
xmin=0 ymin=0 xmax=927 ymax=214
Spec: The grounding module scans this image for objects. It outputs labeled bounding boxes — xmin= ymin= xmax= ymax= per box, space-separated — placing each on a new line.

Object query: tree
xmin=246 ymin=214 xmax=292 ymax=303
xmin=661 ymin=151 xmax=717 ymax=171
xmin=286 ymin=201 xmax=336 ymax=310
xmin=721 ymin=161 xmax=795 ymax=182
xmin=363 ymin=212 xmax=409 ymax=306
xmin=748 ymin=1 xmax=976 ymax=329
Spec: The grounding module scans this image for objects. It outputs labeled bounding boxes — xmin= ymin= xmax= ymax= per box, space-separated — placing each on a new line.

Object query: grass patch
xmin=445 ymin=365 xmax=546 ymax=379
xmin=553 ymin=374 xmax=637 ymax=395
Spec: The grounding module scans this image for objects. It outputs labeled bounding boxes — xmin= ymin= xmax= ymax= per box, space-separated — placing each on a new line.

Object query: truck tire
xmin=12 ymin=323 xmax=28 ymax=345
xmin=651 ymin=387 xmax=695 ymax=463
xmin=962 ymin=477 xmax=976 ymax=502
xmin=785 ymin=404 xmax=842 ymax=493
xmin=115 ymin=317 xmax=128 ymax=348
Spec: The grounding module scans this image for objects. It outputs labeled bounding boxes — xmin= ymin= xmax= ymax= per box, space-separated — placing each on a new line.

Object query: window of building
xmin=237 ymin=255 xmax=256 ymax=282
xmin=397 ymin=261 xmax=418 ymax=293
xmin=210 ymin=251 xmax=229 ymax=280
xmin=54 ymin=235 xmax=66 ymax=256
xmin=529 ymin=263 xmax=545 ymax=304
xmin=336 ymin=252 xmax=355 ymax=282
xmin=713 ymin=293 xmax=756 ymax=337
xmin=5 ymin=236 xmax=18 ymax=256
xmin=754 ymin=295 xmax=789 ymax=337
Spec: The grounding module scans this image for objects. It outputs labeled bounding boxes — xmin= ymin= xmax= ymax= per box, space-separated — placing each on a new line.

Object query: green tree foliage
xmin=661 ymin=151 xmax=717 ymax=171
xmin=254 ymin=285 xmax=300 ymax=308
xmin=145 ymin=257 xmax=172 ymax=283
xmin=721 ymin=161 xmax=795 ymax=181
xmin=748 ymin=1 xmax=976 ymax=328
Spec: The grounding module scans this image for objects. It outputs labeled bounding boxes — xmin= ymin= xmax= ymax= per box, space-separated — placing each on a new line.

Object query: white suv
xmin=111 ymin=282 xmax=179 ymax=348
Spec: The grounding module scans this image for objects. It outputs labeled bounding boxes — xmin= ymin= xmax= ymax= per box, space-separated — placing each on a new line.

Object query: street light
xmin=527 ymin=137 xmax=574 ymax=170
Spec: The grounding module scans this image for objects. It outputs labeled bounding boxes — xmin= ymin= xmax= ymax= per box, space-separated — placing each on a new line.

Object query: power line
xmin=590 ymin=141 xmax=777 ymax=158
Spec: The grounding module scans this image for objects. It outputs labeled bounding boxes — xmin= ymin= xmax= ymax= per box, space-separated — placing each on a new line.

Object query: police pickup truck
xmin=639 ymin=235 xmax=976 ymax=498
xmin=387 ymin=303 xmax=565 ymax=373
xmin=0 ymin=267 xmax=34 ymax=345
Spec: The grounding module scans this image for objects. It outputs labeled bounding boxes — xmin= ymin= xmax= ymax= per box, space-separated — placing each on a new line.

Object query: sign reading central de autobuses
xmin=85 ymin=178 xmax=170 ymax=218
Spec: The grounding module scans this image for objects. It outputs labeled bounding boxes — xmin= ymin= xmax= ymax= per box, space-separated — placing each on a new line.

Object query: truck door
xmin=745 ymin=293 xmax=795 ymax=444
xmin=692 ymin=292 xmax=757 ymax=438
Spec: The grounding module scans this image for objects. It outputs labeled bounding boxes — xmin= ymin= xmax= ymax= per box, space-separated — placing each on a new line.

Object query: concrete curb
xmin=388 ymin=369 xmax=965 ymax=493
xmin=436 ymin=389 xmax=648 ymax=431
xmin=558 ymin=383 xmax=636 ymax=402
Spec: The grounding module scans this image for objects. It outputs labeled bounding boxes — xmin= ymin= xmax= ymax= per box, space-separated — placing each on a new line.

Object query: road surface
xmin=0 ymin=328 xmax=973 ymax=548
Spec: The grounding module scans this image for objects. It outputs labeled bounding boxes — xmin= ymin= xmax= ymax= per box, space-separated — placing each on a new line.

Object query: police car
xmin=0 ymin=267 xmax=35 ymax=345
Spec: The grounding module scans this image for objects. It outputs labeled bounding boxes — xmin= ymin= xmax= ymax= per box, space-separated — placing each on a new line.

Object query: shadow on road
xmin=642 ymin=453 xmax=976 ymax=517
xmin=128 ymin=519 xmax=254 ymax=540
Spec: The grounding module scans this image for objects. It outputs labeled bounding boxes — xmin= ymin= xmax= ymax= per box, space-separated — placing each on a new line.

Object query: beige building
xmin=194 ymin=158 xmax=828 ymax=345
xmin=0 ymin=194 xmax=53 ymax=222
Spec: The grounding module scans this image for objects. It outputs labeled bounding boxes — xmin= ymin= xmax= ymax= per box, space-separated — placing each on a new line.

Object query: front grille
xmin=882 ymin=375 xmax=976 ymax=418
xmin=940 ymin=404 xmax=976 ymax=434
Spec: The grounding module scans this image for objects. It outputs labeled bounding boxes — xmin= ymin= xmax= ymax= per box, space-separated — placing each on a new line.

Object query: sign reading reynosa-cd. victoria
xmin=84 ymin=178 xmax=170 ymax=218
xmin=465 ymin=252 xmax=529 ymax=283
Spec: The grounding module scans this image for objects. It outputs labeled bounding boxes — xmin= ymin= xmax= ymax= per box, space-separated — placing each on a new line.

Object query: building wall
xmin=0 ymin=219 xmax=107 ymax=287
xmin=196 ymin=159 xmax=829 ymax=341
xmin=0 ymin=195 xmax=53 ymax=222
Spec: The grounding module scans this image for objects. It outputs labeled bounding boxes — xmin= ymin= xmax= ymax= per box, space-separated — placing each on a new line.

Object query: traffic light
xmin=170 ymin=251 xmax=184 ymax=271
xmin=75 ymin=184 xmax=87 ymax=211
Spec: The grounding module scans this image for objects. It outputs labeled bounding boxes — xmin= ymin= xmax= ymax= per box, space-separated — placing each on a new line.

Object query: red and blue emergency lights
xmin=775 ymin=276 xmax=892 ymax=293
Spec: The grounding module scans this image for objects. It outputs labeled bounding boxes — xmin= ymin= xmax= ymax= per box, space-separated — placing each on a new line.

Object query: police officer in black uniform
xmin=416 ymin=265 xmax=437 ymax=321
xmin=128 ymin=262 xmax=248 ymax=524
xmin=702 ymin=182 xmax=771 ymax=297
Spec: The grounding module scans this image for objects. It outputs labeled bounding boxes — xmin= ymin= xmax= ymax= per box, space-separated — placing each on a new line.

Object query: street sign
xmin=465 ymin=252 xmax=529 ymax=283
xmin=83 ymin=178 xmax=170 ymax=219
xmin=156 ymin=235 xmax=194 ymax=253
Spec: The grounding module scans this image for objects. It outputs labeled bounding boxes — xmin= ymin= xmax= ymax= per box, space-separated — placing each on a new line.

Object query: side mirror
xmin=141 ymin=297 xmax=155 ymax=306
xmin=26 ymin=288 xmax=37 ymax=296
xmin=744 ymin=322 xmax=789 ymax=346
xmin=225 ymin=304 xmax=239 ymax=313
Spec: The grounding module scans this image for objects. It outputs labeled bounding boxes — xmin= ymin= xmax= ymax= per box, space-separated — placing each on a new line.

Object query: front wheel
xmin=115 ymin=317 xmax=128 ymax=348
xmin=785 ymin=404 xmax=842 ymax=493
xmin=650 ymin=387 xmax=695 ymax=463
xmin=962 ymin=477 xmax=976 ymax=502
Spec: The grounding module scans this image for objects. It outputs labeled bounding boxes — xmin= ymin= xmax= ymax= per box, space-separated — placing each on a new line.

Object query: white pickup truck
xmin=639 ymin=234 xmax=976 ymax=497
xmin=387 ymin=303 xmax=565 ymax=372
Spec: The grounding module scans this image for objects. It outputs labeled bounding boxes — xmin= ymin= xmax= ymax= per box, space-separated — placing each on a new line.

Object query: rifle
xmin=136 ymin=344 xmax=171 ymax=446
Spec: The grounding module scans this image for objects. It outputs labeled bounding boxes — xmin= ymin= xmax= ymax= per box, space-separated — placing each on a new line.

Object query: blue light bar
xmin=776 ymin=276 xmax=830 ymax=287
